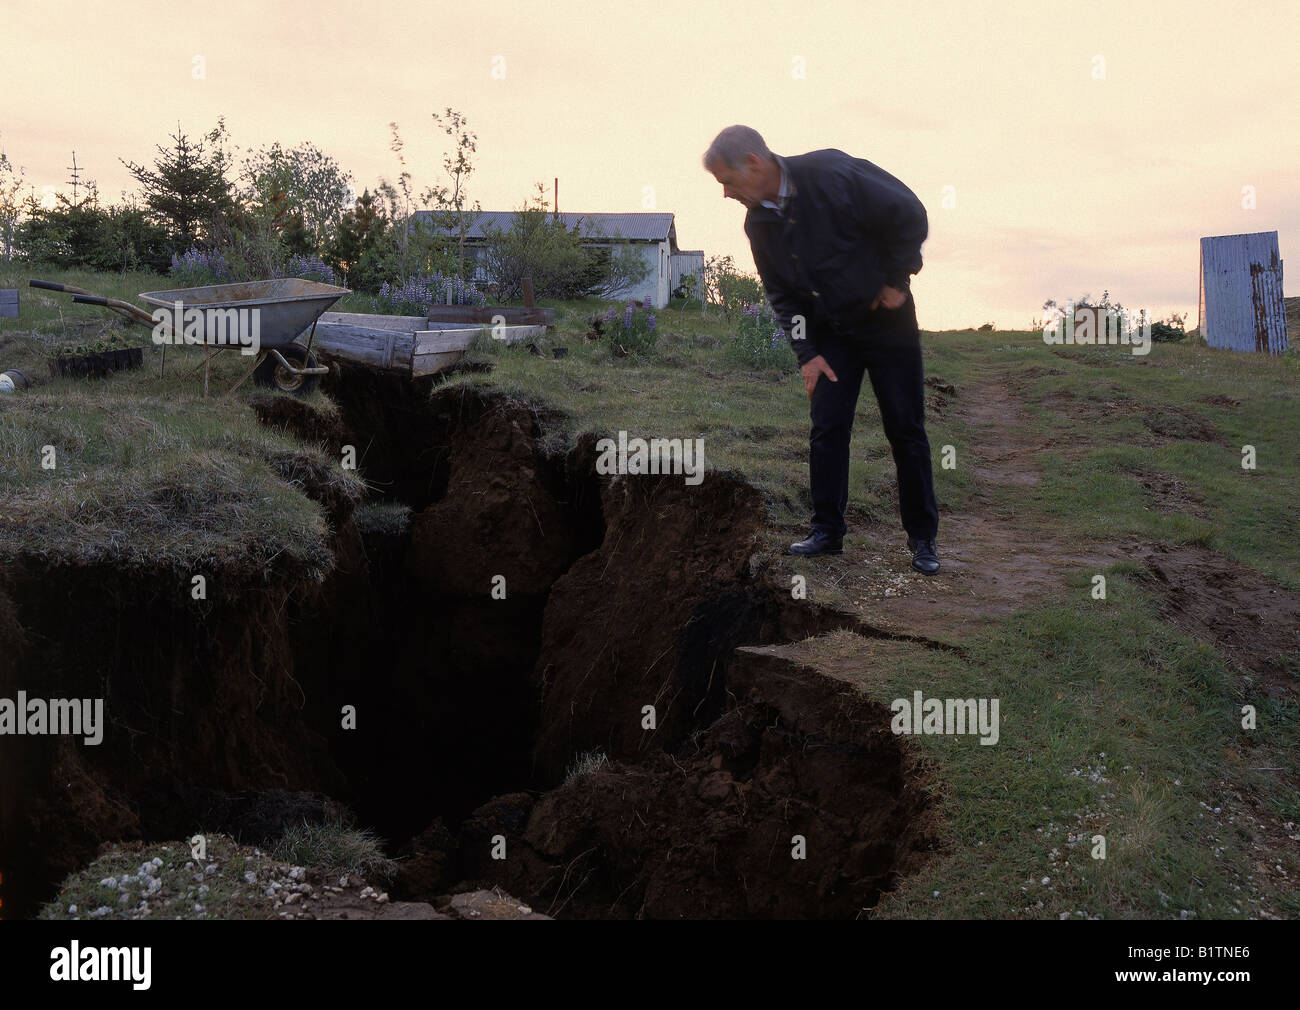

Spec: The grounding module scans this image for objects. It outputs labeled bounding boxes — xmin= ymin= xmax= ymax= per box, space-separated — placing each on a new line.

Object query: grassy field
xmin=0 ymin=265 xmax=363 ymax=575
xmin=5 ymin=265 xmax=1298 ymax=919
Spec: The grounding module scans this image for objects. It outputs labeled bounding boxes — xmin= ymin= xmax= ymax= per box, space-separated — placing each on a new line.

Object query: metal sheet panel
xmin=1200 ymin=231 xmax=1287 ymax=354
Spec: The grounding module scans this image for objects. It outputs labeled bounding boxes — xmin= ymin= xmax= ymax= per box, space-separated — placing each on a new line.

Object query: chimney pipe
xmin=554 ymin=177 xmax=558 ymax=217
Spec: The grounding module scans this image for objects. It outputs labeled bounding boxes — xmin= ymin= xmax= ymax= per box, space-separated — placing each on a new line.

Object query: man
xmin=702 ymin=125 xmax=940 ymax=575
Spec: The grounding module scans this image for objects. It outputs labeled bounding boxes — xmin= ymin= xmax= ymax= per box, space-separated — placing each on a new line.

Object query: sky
xmin=1 ymin=0 xmax=1296 ymax=330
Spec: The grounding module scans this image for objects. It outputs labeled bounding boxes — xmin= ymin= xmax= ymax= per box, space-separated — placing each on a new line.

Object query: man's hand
xmin=871 ymin=284 xmax=908 ymax=311
xmin=801 ymin=355 xmax=838 ymax=399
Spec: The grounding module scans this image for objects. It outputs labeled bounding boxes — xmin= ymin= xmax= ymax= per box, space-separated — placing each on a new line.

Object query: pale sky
xmin=2 ymin=0 xmax=1296 ymax=330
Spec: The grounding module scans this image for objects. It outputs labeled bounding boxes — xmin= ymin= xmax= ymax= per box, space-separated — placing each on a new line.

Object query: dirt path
xmin=840 ymin=366 xmax=1128 ymax=643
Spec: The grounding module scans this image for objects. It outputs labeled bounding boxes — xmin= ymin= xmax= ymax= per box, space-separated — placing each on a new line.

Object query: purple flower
xmin=647 ymin=313 xmax=656 ymax=333
xmin=287 ymin=253 xmax=336 ymax=285
xmin=624 ymin=305 xmax=633 ymax=329
xmin=170 ymin=247 xmax=233 ymax=284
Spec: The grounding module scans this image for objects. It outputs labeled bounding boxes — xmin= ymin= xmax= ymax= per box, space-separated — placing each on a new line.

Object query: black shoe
xmin=907 ymin=536 xmax=940 ymax=575
xmin=789 ymin=531 xmax=843 ymax=557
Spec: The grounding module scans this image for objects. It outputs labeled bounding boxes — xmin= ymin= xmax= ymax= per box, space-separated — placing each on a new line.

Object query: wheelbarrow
xmin=29 ymin=278 xmax=349 ymax=396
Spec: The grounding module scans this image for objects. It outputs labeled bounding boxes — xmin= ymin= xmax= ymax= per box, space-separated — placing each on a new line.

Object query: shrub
xmin=726 ymin=300 xmax=794 ymax=369
xmin=590 ymin=303 xmax=658 ymax=359
xmin=1151 ymin=311 xmax=1188 ymax=343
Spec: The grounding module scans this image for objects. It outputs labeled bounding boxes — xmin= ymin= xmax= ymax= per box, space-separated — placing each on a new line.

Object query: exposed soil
xmin=2 ymin=374 xmax=939 ymax=919
xmin=1131 ymin=543 xmax=1300 ymax=698
xmin=1141 ymin=405 xmax=1222 ymax=445
xmin=435 ymin=644 xmax=936 ymax=919
xmin=1126 ymin=467 xmax=1209 ymax=519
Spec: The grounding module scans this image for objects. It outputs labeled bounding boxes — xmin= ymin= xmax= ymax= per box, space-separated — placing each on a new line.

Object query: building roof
xmin=411 ymin=210 xmax=677 ymax=243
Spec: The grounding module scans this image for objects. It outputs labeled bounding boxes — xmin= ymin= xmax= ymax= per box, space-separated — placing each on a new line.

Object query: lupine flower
xmin=170 ymin=247 xmax=234 ymax=285
xmin=647 ymin=313 xmax=656 ymax=333
xmin=624 ymin=305 xmax=634 ymax=329
xmin=287 ymin=253 xmax=336 ymax=285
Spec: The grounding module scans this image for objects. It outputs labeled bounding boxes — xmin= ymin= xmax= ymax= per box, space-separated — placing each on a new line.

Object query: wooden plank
xmin=409 ymin=324 xmax=548 ymax=377
xmin=424 ymin=305 xmax=554 ymax=326
xmin=311 ymin=319 xmax=419 ymax=371
xmin=317 ymin=311 xmax=426 ymax=331
xmin=410 ymin=350 xmax=466 ymax=377
xmin=0 ymin=289 xmax=17 ymax=318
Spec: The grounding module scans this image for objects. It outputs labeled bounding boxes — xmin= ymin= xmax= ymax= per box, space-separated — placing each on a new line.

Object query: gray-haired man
xmin=703 ymin=125 xmax=939 ymax=574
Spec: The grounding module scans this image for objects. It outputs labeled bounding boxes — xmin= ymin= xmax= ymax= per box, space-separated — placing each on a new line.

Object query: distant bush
xmin=18 ymin=200 xmax=172 ymax=274
xmin=726 ymin=300 xmax=794 ymax=370
xmin=1151 ymin=311 xmax=1187 ymax=343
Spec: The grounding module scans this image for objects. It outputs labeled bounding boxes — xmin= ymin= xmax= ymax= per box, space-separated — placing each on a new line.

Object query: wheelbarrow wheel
xmin=254 ymin=344 xmax=320 ymax=396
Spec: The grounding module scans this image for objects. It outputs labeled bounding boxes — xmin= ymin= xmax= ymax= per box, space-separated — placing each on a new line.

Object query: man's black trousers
xmin=807 ymin=300 xmax=939 ymax=542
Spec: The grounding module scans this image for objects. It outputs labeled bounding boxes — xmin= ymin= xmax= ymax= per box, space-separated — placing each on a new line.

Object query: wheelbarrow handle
xmin=30 ymin=279 xmax=94 ymax=296
xmin=71 ymin=294 xmax=157 ymax=327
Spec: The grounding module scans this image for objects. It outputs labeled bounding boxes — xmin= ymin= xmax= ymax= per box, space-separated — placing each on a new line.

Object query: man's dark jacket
xmin=744 ymin=149 xmax=928 ymax=365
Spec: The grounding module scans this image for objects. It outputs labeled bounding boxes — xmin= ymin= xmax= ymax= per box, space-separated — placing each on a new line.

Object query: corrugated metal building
xmin=1198 ymin=231 xmax=1288 ymax=354
xmin=410 ymin=211 xmax=698 ymax=308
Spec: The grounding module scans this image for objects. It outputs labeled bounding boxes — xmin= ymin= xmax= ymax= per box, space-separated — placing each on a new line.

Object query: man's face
xmin=708 ymin=154 xmax=768 ymax=209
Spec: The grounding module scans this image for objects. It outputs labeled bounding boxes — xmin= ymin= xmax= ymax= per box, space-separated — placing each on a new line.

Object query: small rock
xmin=243 ymin=871 xmax=257 ymax=884
xmin=285 ymin=893 xmax=303 ymax=905
xmin=67 ymin=905 xmax=77 ymax=915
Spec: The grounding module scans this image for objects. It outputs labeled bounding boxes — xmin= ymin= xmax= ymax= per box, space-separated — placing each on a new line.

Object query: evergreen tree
xmin=120 ymin=120 xmax=234 ymax=249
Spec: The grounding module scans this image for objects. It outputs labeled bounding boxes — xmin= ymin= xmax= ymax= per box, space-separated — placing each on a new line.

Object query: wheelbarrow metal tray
xmin=137 ymin=279 xmax=350 ymax=349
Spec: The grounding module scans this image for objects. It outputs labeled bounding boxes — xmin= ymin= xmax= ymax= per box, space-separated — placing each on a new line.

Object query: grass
xmin=793 ymin=564 xmax=1298 ymax=920
xmin=7 ymin=265 xmax=1299 ymax=919
xmin=40 ymin=826 xmax=395 ymax=921
xmin=41 ymin=834 xmax=307 ymax=921
xmin=271 ymin=821 xmax=396 ymax=883
xmin=563 ymin=748 xmax=610 ymax=786
xmin=0 ymin=265 xmax=365 ymax=576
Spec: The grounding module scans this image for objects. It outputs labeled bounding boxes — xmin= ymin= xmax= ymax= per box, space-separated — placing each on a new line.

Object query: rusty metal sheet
xmin=1199 ymin=231 xmax=1287 ymax=354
